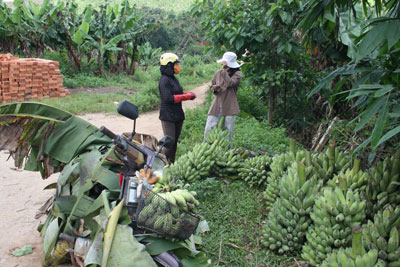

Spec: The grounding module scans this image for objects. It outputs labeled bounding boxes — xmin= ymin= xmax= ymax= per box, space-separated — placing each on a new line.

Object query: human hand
xmin=186 ymin=92 xmax=196 ymax=100
xmin=211 ymin=85 xmax=218 ymax=94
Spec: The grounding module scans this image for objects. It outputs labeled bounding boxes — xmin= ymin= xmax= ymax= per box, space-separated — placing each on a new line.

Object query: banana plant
xmin=137 ymin=42 xmax=162 ymax=71
xmin=82 ymin=32 xmax=124 ymax=75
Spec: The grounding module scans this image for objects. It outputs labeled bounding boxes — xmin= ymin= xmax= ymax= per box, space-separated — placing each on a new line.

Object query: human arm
xmin=173 ymin=92 xmax=196 ymax=103
xmin=159 ymin=77 xmax=196 ymax=104
xmin=212 ymin=69 xmax=242 ymax=94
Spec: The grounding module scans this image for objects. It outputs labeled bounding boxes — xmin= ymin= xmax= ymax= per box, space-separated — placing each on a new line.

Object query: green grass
xmin=177 ymin=103 xmax=292 ymax=157
xmin=191 ymin=179 xmax=296 ymax=266
xmin=39 ymin=63 xmax=219 ymax=114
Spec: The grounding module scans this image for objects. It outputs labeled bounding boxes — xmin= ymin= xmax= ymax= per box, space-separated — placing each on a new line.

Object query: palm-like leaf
xmin=0 ymin=102 xmax=111 ymax=178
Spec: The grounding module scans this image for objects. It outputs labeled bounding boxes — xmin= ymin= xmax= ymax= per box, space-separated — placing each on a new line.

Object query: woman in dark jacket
xmin=158 ymin=53 xmax=196 ymax=163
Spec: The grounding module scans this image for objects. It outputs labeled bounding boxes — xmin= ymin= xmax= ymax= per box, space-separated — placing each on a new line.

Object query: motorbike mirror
xmin=158 ymin=136 xmax=174 ymax=149
xmin=117 ymin=100 xmax=139 ymax=120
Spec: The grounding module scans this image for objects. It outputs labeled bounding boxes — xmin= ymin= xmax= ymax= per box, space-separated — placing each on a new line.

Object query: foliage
xmin=192 ymin=0 xmax=400 ymax=155
xmin=137 ymin=42 xmax=162 ymax=70
xmin=74 ymin=0 xmax=196 ymax=13
xmin=300 ymin=0 xmax=400 ymax=155
xmin=0 ymin=0 xmax=155 ymax=75
xmin=139 ymin=7 xmax=205 ymax=55
xmin=191 ymin=0 xmax=321 ymax=137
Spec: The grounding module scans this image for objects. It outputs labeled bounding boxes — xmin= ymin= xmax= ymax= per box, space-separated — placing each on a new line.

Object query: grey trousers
xmin=203 ymin=109 xmax=236 ymax=143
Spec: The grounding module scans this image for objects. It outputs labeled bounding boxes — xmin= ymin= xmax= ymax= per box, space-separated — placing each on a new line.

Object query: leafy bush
xmin=237 ymin=85 xmax=268 ymax=121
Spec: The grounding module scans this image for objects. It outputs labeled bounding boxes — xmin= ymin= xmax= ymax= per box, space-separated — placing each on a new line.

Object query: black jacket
xmin=158 ymin=65 xmax=185 ymax=122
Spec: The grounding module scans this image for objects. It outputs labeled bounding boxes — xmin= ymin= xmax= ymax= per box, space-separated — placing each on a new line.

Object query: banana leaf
xmin=55 ymin=195 xmax=95 ymax=218
xmin=42 ymin=217 xmax=61 ymax=266
xmin=107 ymin=225 xmax=157 ymax=267
xmin=0 ymin=102 xmax=112 ymax=178
xmin=102 ymin=199 xmax=124 ymax=267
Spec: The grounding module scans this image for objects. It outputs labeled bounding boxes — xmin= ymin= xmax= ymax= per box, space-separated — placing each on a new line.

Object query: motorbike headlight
xmin=152 ymin=156 xmax=166 ymax=177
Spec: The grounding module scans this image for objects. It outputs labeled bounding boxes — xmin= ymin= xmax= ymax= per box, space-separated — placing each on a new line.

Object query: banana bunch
xmin=366 ymin=152 xmax=400 ymax=218
xmin=204 ymin=127 xmax=230 ymax=151
xmin=160 ymin=189 xmax=200 ymax=212
xmin=169 ymin=142 xmax=218 ymax=182
xmin=363 ymin=205 xmax=400 ymax=264
xmin=212 ymin=147 xmax=242 ymax=178
xmin=238 ymin=154 xmax=272 ymax=187
xmin=312 ymin=144 xmax=351 ymax=182
xmin=302 ymin=187 xmax=367 ymax=266
xmin=263 ymin=150 xmax=306 ymax=209
xmin=137 ymin=189 xmax=199 ymax=236
xmin=327 ymin=159 xmax=368 ymax=193
xmin=321 ymin=225 xmax=386 ymax=267
xmin=262 ymin=162 xmax=322 ymax=254
xmin=321 ymin=248 xmax=385 ymax=267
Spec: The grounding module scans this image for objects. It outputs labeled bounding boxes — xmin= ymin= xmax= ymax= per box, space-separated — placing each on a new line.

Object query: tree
xmin=191 ymin=0 xmax=318 ymax=130
xmin=301 ymin=0 xmax=400 ymax=155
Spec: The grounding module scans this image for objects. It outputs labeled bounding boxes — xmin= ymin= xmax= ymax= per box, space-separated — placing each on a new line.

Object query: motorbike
xmin=98 ymin=100 xmax=188 ymax=267
xmin=0 ymin=100 xmax=202 ymax=267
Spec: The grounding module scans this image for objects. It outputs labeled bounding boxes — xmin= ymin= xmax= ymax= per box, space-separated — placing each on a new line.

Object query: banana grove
xmin=0 ymin=0 xmax=155 ymax=75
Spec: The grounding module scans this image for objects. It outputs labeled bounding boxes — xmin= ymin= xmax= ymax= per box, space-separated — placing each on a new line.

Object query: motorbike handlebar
xmin=100 ymin=126 xmax=145 ymax=165
xmin=100 ymin=126 xmax=117 ymax=140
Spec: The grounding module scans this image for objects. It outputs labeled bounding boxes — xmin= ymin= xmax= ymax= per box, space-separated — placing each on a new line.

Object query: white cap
xmin=217 ymin=52 xmax=240 ymax=68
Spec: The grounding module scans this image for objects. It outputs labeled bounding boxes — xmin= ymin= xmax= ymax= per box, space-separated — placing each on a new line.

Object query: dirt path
xmin=0 ymin=82 xmax=210 ymax=267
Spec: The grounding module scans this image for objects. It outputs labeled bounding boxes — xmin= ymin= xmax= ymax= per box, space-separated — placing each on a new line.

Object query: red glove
xmin=187 ymin=92 xmax=196 ymax=100
xmin=174 ymin=92 xmax=196 ymax=103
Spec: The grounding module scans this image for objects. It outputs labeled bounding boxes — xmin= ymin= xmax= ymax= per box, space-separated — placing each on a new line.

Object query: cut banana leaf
xmin=42 ymin=217 xmax=61 ymax=266
xmin=107 ymin=225 xmax=157 ymax=267
xmin=55 ymin=195 xmax=94 ymax=218
xmin=143 ymin=237 xmax=183 ymax=256
xmin=102 ymin=199 xmax=124 ymax=267
xmin=0 ymin=102 xmax=112 ymax=179
xmin=85 ymin=231 xmax=104 ymax=266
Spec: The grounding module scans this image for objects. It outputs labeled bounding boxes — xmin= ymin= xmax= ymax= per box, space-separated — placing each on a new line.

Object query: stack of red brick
xmin=0 ymin=53 xmax=70 ymax=103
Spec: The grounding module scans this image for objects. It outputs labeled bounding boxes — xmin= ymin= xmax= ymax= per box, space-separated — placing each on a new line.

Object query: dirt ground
xmin=0 ymin=82 xmax=210 ymax=267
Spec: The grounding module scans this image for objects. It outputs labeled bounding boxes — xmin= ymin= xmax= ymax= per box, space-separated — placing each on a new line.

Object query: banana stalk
xmin=102 ymin=199 xmax=125 ymax=267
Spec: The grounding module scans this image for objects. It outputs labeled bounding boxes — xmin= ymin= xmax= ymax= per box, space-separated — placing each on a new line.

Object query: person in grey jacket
xmin=204 ymin=52 xmax=242 ymax=143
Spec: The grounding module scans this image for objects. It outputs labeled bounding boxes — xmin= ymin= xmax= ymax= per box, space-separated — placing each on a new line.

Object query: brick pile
xmin=0 ymin=53 xmax=70 ymax=103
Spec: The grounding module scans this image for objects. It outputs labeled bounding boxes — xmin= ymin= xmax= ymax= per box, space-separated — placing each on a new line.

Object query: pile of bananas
xmin=238 ymin=154 xmax=272 ymax=187
xmin=363 ymin=205 xmax=400 ymax=264
xmin=302 ymin=187 xmax=367 ymax=265
xmin=212 ymin=147 xmax=242 ymax=178
xmin=137 ymin=189 xmax=199 ymax=236
xmin=263 ymin=150 xmax=306 ymax=209
xmin=313 ymin=144 xmax=351 ymax=182
xmin=327 ymin=159 xmax=368 ymax=192
xmin=168 ymin=142 xmax=218 ymax=182
xmin=262 ymin=162 xmax=322 ymax=254
xmin=204 ymin=126 xmax=230 ymax=151
xmin=321 ymin=247 xmax=384 ymax=267
xmin=366 ymin=152 xmax=400 ymax=218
